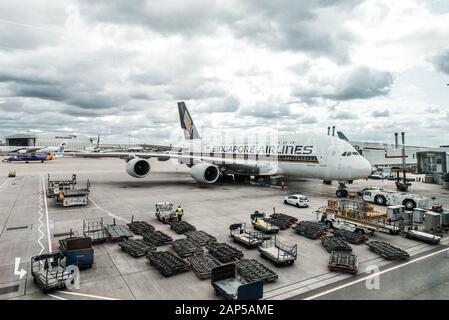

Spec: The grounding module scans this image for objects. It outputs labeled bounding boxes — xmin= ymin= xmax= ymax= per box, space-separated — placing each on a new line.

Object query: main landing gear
xmin=336 ymin=182 xmax=348 ymax=198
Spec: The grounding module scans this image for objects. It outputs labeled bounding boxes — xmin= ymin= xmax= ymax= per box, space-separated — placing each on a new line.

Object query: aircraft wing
xmin=69 ymin=151 xmax=279 ymax=175
xmin=0 ymin=146 xmax=43 ymax=153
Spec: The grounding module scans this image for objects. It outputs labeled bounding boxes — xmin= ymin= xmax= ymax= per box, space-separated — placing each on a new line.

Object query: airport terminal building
xmin=4 ymin=133 xmax=94 ymax=151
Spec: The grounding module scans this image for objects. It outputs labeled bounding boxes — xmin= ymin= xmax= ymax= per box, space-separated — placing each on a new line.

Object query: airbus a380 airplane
xmin=75 ymin=102 xmax=372 ymax=197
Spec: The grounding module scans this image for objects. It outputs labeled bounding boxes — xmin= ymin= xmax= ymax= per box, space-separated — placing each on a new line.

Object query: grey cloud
xmin=331 ymin=111 xmax=358 ymax=120
xmin=294 ymin=66 xmax=394 ymax=101
xmin=239 ymin=103 xmax=291 ymax=119
xmin=371 ymin=109 xmax=390 ymax=117
xmin=433 ymin=48 xmax=449 ymax=75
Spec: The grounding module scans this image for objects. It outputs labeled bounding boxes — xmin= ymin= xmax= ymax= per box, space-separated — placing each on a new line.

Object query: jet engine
xmin=126 ymin=157 xmax=151 ymax=178
xmin=190 ymin=162 xmax=220 ymax=183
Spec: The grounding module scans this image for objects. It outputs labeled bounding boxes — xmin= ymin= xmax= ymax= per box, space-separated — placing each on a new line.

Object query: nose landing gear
xmin=336 ymin=182 xmax=348 ymax=198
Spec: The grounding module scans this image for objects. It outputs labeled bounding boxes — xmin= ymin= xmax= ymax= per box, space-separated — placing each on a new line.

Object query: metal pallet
xmin=127 ymin=220 xmax=155 ymax=235
xmin=293 ymin=221 xmax=328 ymax=239
xmin=185 ymin=230 xmax=217 ymax=246
xmin=83 ymin=218 xmax=107 ymax=244
xmin=332 ymin=229 xmax=368 ymax=244
xmin=267 ymin=213 xmax=298 ymax=230
xmin=367 ymin=241 xmax=410 ymax=260
xmin=321 ymin=236 xmax=352 ymax=253
xmin=270 ymin=213 xmax=298 ymax=223
xmin=207 ymin=242 xmax=244 ymax=263
xmin=328 ymin=251 xmax=358 ymax=274
xmin=236 ymin=259 xmax=278 ymax=283
xmin=170 ymin=221 xmax=196 ymax=234
xmin=142 ymin=230 xmax=173 ymax=246
xmin=119 ymin=239 xmax=156 ymax=257
xmin=186 ymin=253 xmax=221 ymax=279
xmin=297 ymin=221 xmax=329 ymax=231
xmin=171 ymin=239 xmax=204 ymax=258
xmin=147 ymin=251 xmax=189 ymax=277
xmin=105 ymin=223 xmax=133 ymax=242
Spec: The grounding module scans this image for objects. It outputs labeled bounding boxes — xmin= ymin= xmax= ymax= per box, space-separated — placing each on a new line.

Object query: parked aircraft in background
xmin=0 ymin=142 xmax=66 ymax=155
xmin=72 ymin=102 xmax=371 ymax=197
xmin=2 ymin=143 xmax=65 ymax=163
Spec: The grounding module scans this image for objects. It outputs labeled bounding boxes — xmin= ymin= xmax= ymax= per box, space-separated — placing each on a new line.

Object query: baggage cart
xmin=328 ymin=251 xmax=358 ymax=274
xmin=119 ymin=239 xmax=156 ymax=257
xmin=31 ymin=252 xmax=74 ymax=294
xmin=250 ymin=212 xmax=279 ymax=234
xmin=367 ymin=241 xmax=409 ymax=260
xmin=142 ymin=230 xmax=173 ymax=246
xmin=207 ymin=242 xmax=244 ymax=263
xmin=185 ymin=230 xmax=217 ymax=246
xmin=186 ymin=253 xmax=221 ymax=279
xmin=147 ymin=251 xmax=189 ymax=277
xmin=293 ymin=221 xmax=328 ymax=239
xmin=229 ymin=223 xmax=265 ymax=249
xmin=321 ymin=236 xmax=352 ymax=253
xmin=170 ymin=221 xmax=196 ymax=234
xmin=332 ymin=229 xmax=369 ymax=244
xmin=127 ymin=217 xmax=155 ymax=235
xmin=258 ymin=236 xmax=297 ymax=266
xmin=59 ymin=234 xmax=94 ymax=269
xmin=83 ymin=218 xmax=107 ymax=244
xmin=211 ymin=263 xmax=263 ymax=300
xmin=105 ymin=220 xmax=133 ymax=242
xmin=171 ymin=239 xmax=203 ymax=258
xmin=236 ymin=259 xmax=278 ymax=283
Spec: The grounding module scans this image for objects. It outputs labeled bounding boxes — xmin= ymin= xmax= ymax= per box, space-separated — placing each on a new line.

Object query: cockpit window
xmin=342 ymin=152 xmax=347 ymax=156
xmin=342 ymin=151 xmax=358 ymax=156
xmin=352 ymin=152 xmax=359 ymax=155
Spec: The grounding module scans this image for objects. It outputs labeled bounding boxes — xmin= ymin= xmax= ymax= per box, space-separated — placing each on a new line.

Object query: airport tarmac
xmin=0 ymin=157 xmax=448 ymax=300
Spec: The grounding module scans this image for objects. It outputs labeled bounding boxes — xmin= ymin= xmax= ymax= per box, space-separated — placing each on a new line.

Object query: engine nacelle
xmin=126 ymin=157 xmax=151 ymax=178
xmin=190 ymin=162 xmax=220 ymax=184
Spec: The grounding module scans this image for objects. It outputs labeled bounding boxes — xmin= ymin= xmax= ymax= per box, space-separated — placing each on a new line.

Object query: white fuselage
xmin=173 ymin=134 xmax=372 ymax=181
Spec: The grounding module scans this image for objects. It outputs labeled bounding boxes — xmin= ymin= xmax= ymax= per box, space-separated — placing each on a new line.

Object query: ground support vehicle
xmin=155 ymin=202 xmax=180 ymax=223
xmin=211 ymin=263 xmax=263 ymax=300
xmin=367 ymin=241 xmax=409 ymax=260
xmin=171 ymin=239 xmax=204 ymax=258
xmin=31 ymin=252 xmax=74 ymax=293
xmin=142 ymin=230 xmax=173 ymax=246
xmin=251 ymin=212 xmax=279 ymax=234
xmin=59 ymin=236 xmax=93 ymax=269
xmin=316 ymin=199 xmax=400 ymax=235
xmin=127 ymin=218 xmax=155 ymax=235
xmin=207 ymin=242 xmax=244 ymax=263
xmin=229 ymin=223 xmax=265 ymax=249
xmin=83 ymin=218 xmax=107 ymax=244
xmin=293 ymin=221 xmax=328 ymax=239
xmin=328 ymin=251 xmax=358 ymax=274
xmin=119 ymin=239 xmax=156 ymax=257
xmin=104 ymin=221 xmax=133 ymax=242
xmin=147 ymin=251 xmax=189 ymax=277
xmin=236 ymin=259 xmax=278 ymax=283
xmin=55 ymin=180 xmax=90 ymax=207
xmin=332 ymin=229 xmax=368 ymax=244
xmin=170 ymin=221 xmax=196 ymax=234
xmin=361 ymin=188 xmax=429 ymax=210
xmin=258 ymin=236 xmax=297 ymax=266
xmin=8 ymin=170 xmax=16 ymax=177
xmin=321 ymin=236 xmax=352 ymax=253
xmin=47 ymin=174 xmax=77 ymax=198
xmin=185 ymin=230 xmax=217 ymax=246
xmin=186 ymin=253 xmax=221 ymax=279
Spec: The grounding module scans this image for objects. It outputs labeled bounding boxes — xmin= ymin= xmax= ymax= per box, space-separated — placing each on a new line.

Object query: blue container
xmin=66 ymin=248 xmax=94 ymax=269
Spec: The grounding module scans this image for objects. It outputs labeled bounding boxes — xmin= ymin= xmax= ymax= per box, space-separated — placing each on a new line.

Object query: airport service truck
xmin=360 ymin=187 xmax=429 ymax=210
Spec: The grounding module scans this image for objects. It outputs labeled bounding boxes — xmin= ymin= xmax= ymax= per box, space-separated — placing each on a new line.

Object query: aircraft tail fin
xmin=337 ymin=131 xmax=349 ymax=141
xmin=178 ymin=102 xmax=201 ymax=139
xmin=56 ymin=142 xmax=66 ymax=154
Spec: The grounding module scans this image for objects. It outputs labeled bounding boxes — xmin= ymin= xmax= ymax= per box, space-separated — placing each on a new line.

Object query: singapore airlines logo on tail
xmin=183 ymin=112 xmax=193 ymax=137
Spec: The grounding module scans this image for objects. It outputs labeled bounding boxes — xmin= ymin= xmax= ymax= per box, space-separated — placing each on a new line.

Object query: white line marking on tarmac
xmin=89 ymin=198 xmax=130 ymax=223
xmin=58 ymin=291 xmax=120 ymax=300
xmin=304 ymin=247 xmax=449 ymax=300
xmin=41 ymin=175 xmax=52 ymax=253
xmin=37 ymin=179 xmax=45 ymax=255
xmin=47 ymin=294 xmax=67 ymax=300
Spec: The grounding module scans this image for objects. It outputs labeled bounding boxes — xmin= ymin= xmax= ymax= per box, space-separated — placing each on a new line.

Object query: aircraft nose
xmin=358 ymin=157 xmax=372 ymax=178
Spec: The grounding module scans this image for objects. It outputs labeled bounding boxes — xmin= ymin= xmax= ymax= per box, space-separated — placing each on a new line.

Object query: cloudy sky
xmin=0 ymin=0 xmax=448 ymax=146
